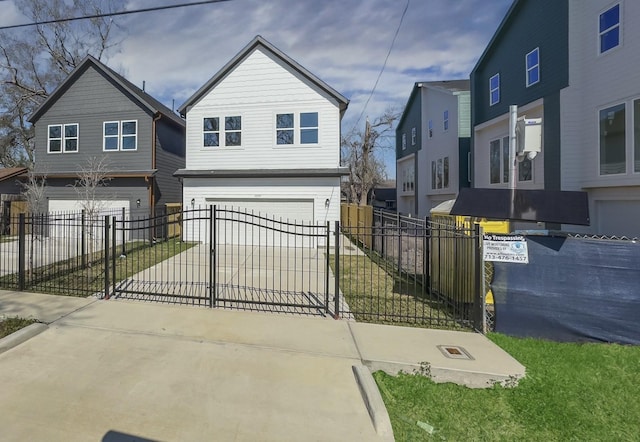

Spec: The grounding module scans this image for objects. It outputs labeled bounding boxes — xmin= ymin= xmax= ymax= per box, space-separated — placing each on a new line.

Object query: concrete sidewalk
xmin=0 ymin=291 xmax=525 ymax=441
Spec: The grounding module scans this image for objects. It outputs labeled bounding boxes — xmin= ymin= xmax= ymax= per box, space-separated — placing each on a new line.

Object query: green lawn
xmin=0 ymin=239 xmax=196 ymax=296
xmin=331 ymin=253 xmax=464 ymax=329
xmin=374 ymin=334 xmax=640 ymax=441
xmin=0 ymin=317 xmax=37 ymax=339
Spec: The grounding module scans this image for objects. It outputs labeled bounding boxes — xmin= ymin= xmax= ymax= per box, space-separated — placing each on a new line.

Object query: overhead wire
xmin=0 ymin=0 xmax=231 ymax=30
xmin=347 ymin=0 xmax=410 ymax=136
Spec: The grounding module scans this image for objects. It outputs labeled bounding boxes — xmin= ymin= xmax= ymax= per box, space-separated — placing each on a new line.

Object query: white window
xmin=431 ymin=157 xmax=450 ymax=190
xmin=490 ymin=136 xmax=532 ymax=184
xmin=428 ymin=120 xmax=433 ymax=138
xmin=443 ymin=110 xmax=449 ymax=131
xmin=401 ymin=133 xmax=406 ymax=150
xmin=300 ymin=112 xmax=318 ymax=144
xmin=599 ymin=103 xmax=626 ymax=175
xmin=203 ymin=117 xmax=220 ymax=147
xmin=411 ymin=127 xmax=416 ymax=145
xmin=275 ymin=112 xmax=318 ymax=145
xmin=103 ymin=120 xmax=137 ymax=151
xmin=489 ymin=74 xmax=500 ymax=106
xmin=526 ymin=48 xmax=540 ymax=87
xmin=48 ymin=123 xmax=78 ymax=154
xmin=203 ymin=116 xmax=242 ymax=147
xmin=276 ymin=113 xmax=294 ymax=145
xmin=599 ymin=3 xmax=621 ymax=54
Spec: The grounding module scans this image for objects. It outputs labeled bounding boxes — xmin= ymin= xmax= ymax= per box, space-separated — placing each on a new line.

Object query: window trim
xmin=401 ymin=133 xmax=407 ymax=150
xmin=489 ymin=73 xmax=500 ymax=106
xmin=202 ymin=115 xmax=243 ymax=148
xmin=443 ymin=110 xmax=449 ymax=132
xmin=599 ymin=3 xmax=622 ymax=55
xmin=103 ymin=120 xmax=138 ymax=152
xmin=48 ymin=123 xmax=79 ymax=154
xmin=526 ymin=47 xmax=540 ymax=87
xmin=598 ymin=101 xmax=627 ymax=176
xmin=203 ymin=117 xmax=220 ymax=148
xmin=411 ymin=127 xmax=416 ymax=145
xmin=299 ymin=112 xmax=319 ymax=145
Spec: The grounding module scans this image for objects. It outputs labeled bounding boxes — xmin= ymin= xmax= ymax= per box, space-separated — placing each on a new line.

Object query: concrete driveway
xmin=115 ymin=243 xmax=355 ymax=317
xmin=0 ymin=299 xmax=381 ymax=442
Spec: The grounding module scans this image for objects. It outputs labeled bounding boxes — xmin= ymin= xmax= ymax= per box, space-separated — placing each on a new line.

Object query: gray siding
xmin=471 ymin=0 xmax=569 ymax=126
xmin=155 ymin=119 xmax=185 ymax=205
xmin=44 ymin=177 xmax=150 ymax=218
xmin=396 ymin=89 xmax=422 ymax=160
xmin=34 ymin=65 xmax=153 ymax=172
xmin=543 ymin=92 xmax=561 ymax=191
xmin=0 ymin=180 xmax=22 ymax=195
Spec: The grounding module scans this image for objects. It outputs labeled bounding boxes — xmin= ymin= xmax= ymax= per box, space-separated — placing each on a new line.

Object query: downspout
xmin=151 ymin=113 xmax=162 ymax=216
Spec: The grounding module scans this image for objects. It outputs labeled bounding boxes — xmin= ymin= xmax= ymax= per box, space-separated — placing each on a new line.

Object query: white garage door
xmin=206 ymin=198 xmax=315 ymax=246
xmin=48 ymin=199 xmax=130 ymax=242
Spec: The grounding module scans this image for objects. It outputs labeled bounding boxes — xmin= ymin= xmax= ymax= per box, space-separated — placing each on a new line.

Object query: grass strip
xmin=0 ymin=317 xmax=38 ymax=339
xmin=374 ymin=333 xmax=640 ymax=441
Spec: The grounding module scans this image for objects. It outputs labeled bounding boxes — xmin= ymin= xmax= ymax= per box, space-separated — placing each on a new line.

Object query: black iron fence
xmin=1 ymin=205 xmax=482 ymax=329
xmin=336 ymin=209 xmax=482 ymax=329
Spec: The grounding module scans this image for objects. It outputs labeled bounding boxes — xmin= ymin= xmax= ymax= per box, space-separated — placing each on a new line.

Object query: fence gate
xmin=111 ymin=206 xmax=334 ymax=316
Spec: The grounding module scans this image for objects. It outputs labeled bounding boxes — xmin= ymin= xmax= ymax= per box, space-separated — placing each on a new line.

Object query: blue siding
xmin=471 ymin=0 xmax=569 ymax=126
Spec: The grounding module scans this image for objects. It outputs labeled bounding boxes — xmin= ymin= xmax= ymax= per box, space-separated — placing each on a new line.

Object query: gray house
xmin=28 ymin=55 xmax=185 ymax=218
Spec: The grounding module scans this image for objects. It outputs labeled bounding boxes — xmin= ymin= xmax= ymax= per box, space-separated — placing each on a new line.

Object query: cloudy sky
xmin=1 ymin=0 xmax=512 ymax=178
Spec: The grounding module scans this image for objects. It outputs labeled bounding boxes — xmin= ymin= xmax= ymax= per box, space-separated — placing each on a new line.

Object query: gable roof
xmin=177 ymin=35 xmax=349 ymax=116
xmin=28 ymin=55 xmax=184 ymax=128
xmin=0 ymin=167 xmax=27 ymax=182
xmin=397 ymin=80 xmax=470 ymax=129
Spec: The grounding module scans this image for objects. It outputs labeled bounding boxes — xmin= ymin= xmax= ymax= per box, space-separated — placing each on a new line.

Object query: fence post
xmin=81 ymin=210 xmax=87 ymax=269
xmin=112 ymin=216 xmax=117 ymax=298
xmin=325 ymin=221 xmax=330 ymax=315
xmin=397 ymin=212 xmax=402 ymax=271
xmin=209 ymin=205 xmax=216 ymax=308
xmin=423 ymin=216 xmax=430 ymax=288
xmin=333 ymin=221 xmax=340 ymax=319
xmin=473 ymin=223 xmax=483 ymax=332
xmin=18 ymin=213 xmax=25 ymax=291
xmin=121 ymin=207 xmax=126 ymax=256
xmin=104 ymin=215 xmax=110 ymax=300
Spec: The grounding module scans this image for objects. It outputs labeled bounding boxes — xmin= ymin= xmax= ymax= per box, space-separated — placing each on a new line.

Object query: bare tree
xmin=342 ymin=108 xmax=399 ymax=206
xmin=0 ymin=0 xmax=125 ymax=167
xmin=19 ymin=166 xmax=47 ymax=275
xmin=73 ymin=156 xmax=111 ymax=278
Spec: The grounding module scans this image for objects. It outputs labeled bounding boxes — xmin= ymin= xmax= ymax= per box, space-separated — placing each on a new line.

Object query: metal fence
xmin=1 ymin=205 xmax=483 ymax=329
xmin=336 ymin=207 xmax=482 ymax=329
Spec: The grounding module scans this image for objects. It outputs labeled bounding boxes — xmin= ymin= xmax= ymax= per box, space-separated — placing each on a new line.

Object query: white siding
xmin=185 ymin=48 xmax=341 ymax=171
xmin=420 ymin=87 xmax=464 ymax=217
xmin=183 ymin=177 xmax=338 ymax=246
xmin=561 ymin=0 xmax=640 ymax=235
xmin=396 ymin=155 xmax=415 ymax=216
xmin=474 ymin=100 xmax=545 ymax=190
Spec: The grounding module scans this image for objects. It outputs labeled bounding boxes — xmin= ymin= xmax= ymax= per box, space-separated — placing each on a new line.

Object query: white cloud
xmin=103 ymin=0 xmax=512 ymax=177
xmin=0 ymin=1 xmax=26 ymax=27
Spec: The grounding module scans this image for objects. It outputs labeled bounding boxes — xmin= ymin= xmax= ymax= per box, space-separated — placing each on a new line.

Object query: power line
xmin=348 ymin=0 xmax=410 ymax=136
xmin=0 ymin=0 xmax=231 ymax=31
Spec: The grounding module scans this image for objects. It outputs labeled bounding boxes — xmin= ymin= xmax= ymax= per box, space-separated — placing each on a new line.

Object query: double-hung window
xmin=300 ymin=112 xmax=318 ymax=144
xmin=443 ymin=110 xmax=449 ymax=131
xmin=599 ymin=103 xmax=626 ymax=175
xmin=526 ymin=48 xmax=540 ymax=87
xmin=202 ymin=116 xmax=242 ymax=147
xmin=401 ymin=133 xmax=407 ymax=150
xmin=411 ymin=127 xmax=416 ymax=145
xmin=103 ymin=120 xmax=137 ymax=151
xmin=490 ymin=136 xmax=533 ymax=184
xmin=489 ymin=74 xmax=500 ymax=106
xmin=428 ymin=120 xmax=433 ymax=138
xmin=599 ymin=4 xmax=621 ymax=54
xmin=48 ymin=123 xmax=79 ymax=153
xmin=274 ymin=112 xmax=318 ymax=145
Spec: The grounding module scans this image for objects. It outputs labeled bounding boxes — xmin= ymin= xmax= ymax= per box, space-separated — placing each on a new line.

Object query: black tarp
xmin=450 ymin=188 xmax=590 ymax=225
xmin=492 ymin=235 xmax=640 ymax=344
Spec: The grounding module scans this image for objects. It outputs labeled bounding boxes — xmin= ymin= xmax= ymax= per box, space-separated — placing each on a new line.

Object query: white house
xmin=175 ymin=36 xmax=349 ymax=244
xmin=396 ymin=81 xmax=471 ymax=218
